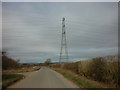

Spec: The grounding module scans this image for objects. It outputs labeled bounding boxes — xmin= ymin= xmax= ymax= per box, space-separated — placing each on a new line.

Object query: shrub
xmin=105 ymin=61 xmax=119 ymax=86
xmin=87 ymin=57 xmax=107 ymax=81
xmin=78 ymin=57 xmax=119 ymax=86
xmin=78 ymin=60 xmax=91 ymax=77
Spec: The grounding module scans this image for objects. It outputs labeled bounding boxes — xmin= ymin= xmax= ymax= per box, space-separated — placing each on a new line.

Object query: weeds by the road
xmin=2 ymin=73 xmax=24 ymax=89
xmin=52 ymin=68 xmax=110 ymax=88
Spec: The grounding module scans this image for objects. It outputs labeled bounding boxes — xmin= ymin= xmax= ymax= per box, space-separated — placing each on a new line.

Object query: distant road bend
xmin=8 ymin=67 xmax=78 ymax=88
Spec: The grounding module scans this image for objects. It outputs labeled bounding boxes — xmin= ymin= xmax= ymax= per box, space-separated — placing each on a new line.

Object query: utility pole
xmin=59 ymin=17 xmax=69 ymax=64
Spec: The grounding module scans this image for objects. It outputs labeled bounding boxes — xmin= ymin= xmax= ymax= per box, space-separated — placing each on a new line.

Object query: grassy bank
xmin=52 ymin=68 xmax=110 ymax=88
xmin=2 ymin=74 xmax=24 ymax=89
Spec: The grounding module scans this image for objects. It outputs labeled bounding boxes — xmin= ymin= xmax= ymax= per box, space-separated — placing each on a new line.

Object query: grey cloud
xmin=2 ymin=2 xmax=118 ymax=63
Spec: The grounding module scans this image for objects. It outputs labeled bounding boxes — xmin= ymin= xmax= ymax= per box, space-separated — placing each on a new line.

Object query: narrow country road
xmin=8 ymin=67 xmax=79 ymax=88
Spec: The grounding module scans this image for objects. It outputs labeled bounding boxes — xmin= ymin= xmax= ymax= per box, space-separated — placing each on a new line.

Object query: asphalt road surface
xmin=8 ymin=67 xmax=79 ymax=88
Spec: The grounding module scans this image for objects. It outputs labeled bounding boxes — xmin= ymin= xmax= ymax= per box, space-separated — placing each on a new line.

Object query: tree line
xmin=2 ymin=51 xmax=20 ymax=70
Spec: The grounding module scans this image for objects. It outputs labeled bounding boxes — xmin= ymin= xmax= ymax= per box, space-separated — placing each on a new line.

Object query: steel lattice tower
xmin=59 ymin=17 xmax=69 ymax=64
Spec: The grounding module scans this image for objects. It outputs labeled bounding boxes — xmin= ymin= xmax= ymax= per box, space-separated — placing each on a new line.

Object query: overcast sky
xmin=2 ymin=2 xmax=118 ymax=63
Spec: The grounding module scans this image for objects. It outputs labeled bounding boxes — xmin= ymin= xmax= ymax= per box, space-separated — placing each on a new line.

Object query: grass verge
xmin=52 ymin=68 xmax=109 ymax=88
xmin=2 ymin=73 xmax=24 ymax=89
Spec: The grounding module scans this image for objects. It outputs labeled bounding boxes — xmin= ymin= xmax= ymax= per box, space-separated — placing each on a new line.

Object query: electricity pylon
xmin=59 ymin=17 xmax=69 ymax=64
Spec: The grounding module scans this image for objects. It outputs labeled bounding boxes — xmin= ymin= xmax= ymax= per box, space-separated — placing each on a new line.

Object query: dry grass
xmin=3 ymin=66 xmax=41 ymax=74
